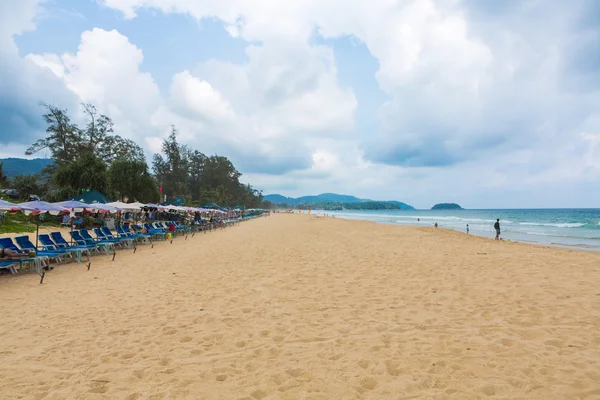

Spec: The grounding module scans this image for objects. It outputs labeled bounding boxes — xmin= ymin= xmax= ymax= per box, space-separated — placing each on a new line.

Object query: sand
xmin=1 ymin=214 xmax=600 ymax=399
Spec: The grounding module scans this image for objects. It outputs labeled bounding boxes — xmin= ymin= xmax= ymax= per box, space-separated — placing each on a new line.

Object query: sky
xmin=0 ymin=0 xmax=599 ymax=209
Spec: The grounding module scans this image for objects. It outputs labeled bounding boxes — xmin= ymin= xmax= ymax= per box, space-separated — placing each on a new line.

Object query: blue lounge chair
xmin=39 ymin=234 xmax=89 ymax=262
xmin=81 ymin=229 xmax=121 ymax=248
xmin=0 ymin=260 xmax=18 ymax=275
xmin=51 ymin=231 xmax=98 ymax=254
xmin=123 ymin=225 xmax=151 ymax=244
xmin=0 ymin=239 xmax=50 ymax=273
xmin=143 ymin=223 xmax=166 ymax=240
xmin=70 ymin=231 xmax=111 ymax=255
xmin=94 ymin=227 xmax=133 ymax=248
xmin=14 ymin=236 xmax=65 ymax=263
xmin=0 ymin=238 xmax=29 ymax=256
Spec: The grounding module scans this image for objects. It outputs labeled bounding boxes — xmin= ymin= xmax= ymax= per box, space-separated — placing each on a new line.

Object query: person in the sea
xmin=434 ymin=222 xmax=438 ymax=228
xmin=494 ymin=219 xmax=501 ymax=240
xmin=466 ymin=224 xmax=470 ymax=234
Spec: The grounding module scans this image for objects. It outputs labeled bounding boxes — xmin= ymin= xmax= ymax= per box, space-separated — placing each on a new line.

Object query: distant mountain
xmin=264 ymin=193 xmax=415 ymax=210
xmin=0 ymin=158 xmax=53 ymax=178
xmin=432 ymin=203 xmax=463 ymax=210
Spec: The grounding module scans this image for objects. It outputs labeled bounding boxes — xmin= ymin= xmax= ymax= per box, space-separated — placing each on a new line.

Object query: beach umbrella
xmin=0 ymin=199 xmax=31 ymax=212
xmin=18 ymin=201 xmax=70 ymax=252
xmin=88 ymin=203 xmax=120 ymax=212
xmin=54 ymin=200 xmax=93 ymax=212
xmin=106 ymin=201 xmax=141 ymax=211
xmin=54 ymin=200 xmax=95 ymax=244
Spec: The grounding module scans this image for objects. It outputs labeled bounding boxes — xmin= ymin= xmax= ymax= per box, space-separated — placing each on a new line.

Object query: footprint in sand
xmin=359 ymin=377 xmax=378 ymax=390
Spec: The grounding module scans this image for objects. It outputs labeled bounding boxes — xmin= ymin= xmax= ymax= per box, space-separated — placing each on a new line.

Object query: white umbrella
xmin=107 ymin=201 xmax=140 ymax=211
xmin=17 ymin=201 xmax=70 ymax=250
xmin=0 ymin=199 xmax=32 ymax=212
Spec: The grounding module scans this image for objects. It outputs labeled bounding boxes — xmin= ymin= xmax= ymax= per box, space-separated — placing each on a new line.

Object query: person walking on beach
xmin=494 ymin=219 xmax=501 ymax=240
xmin=466 ymin=224 xmax=469 ymax=234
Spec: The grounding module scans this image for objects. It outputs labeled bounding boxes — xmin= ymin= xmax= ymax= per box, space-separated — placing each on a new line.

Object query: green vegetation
xmin=263 ymin=193 xmax=414 ymax=210
xmin=2 ymin=102 xmax=266 ymax=208
xmin=0 ymin=212 xmax=60 ymax=234
xmin=276 ymin=201 xmax=404 ymax=210
xmin=152 ymin=127 xmax=265 ymax=208
xmin=431 ymin=203 xmax=463 ymax=210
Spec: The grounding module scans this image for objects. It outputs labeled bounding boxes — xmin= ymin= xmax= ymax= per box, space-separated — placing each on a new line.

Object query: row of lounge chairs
xmin=0 ymin=219 xmax=235 ymax=276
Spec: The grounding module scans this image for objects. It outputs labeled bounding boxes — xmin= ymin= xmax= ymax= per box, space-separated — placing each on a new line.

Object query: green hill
xmin=264 ymin=193 xmax=414 ymax=210
xmin=431 ymin=203 xmax=463 ymax=210
xmin=0 ymin=158 xmax=53 ymax=178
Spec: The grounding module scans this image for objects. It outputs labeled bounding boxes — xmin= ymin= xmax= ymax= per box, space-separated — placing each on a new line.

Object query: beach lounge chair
xmin=0 ymin=240 xmax=51 ymax=274
xmin=154 ymin=222 xmax=168 ymax=231
xmin=39 ymin=234 xmax=89 ymax=262
xmin=51 ymin=231 xmax=99 ymax=255
xmin=100 ymin=227 xmax=133 ymax=246
xmin=0 ymin=260 xmax=18 ymax=275
xmin=94 ymin=228 xmax=133 ymax=248
xmin=80 ymin=229 xmax=121 ymax=249
xmin=14 ymin=236 xmax=65 ymax=263
xmin=143 ymin=223 xmax=166 ymax=240
xmin=122 ymin=225 xmax=151 ymax=244
xmin=70 ymin=231 xmax=112 ymax=255
xmin=175 ymin=221 xmax=191 ymax=233
xmin=115 ymin=225 xmax=138 ymax=240
xmin=166 ymin=222 xmax=184 ymax=236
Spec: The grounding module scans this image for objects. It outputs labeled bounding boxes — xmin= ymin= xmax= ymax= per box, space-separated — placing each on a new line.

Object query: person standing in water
xmin=466 ymin=224 xmax=470 ymax=234
xmin=494 ymin=219 xmax=501 ymax=240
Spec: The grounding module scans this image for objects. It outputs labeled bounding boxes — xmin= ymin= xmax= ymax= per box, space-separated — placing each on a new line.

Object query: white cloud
xmin=169 ymin=70 xmax=234 ymax=122
xmin=3 ymin=0 xmax=600 ymax=207
xmin=27 ymin=28 xmax=162 ymax=143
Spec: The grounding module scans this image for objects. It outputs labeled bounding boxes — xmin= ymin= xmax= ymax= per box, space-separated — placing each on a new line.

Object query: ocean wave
xmin=395 ymin=216 xmax=512 ymax=224
xmin=519 ymin=222 xmax=586 ymax=228
xmin=524 ymin=232 xmax=600 ymax=240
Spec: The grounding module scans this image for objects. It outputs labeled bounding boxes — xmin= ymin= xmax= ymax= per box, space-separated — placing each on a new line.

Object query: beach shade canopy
xmin=54 ymin=200 xmax=94 ymax=212
xmin=72 ymin=190 xmax=109 ymax=204
xmin=17 ymin=201 xmax=70 ymax=252
xmin=143 ymin=203 xmax=165 ymax=209
xmin=17 ymin=201 xmax=70 ymax=216
xmin=128 ymin=201 xmax=146 ymax=209
xmin=106 ymin=201 xmax=141 ymax=211
xmin=0 ymin=199 xmax=31 ymax=212
xmin=202 ymin=202 xmax=222 ymax=210
xmin=89 ymin=203 xmax=120 ymax=212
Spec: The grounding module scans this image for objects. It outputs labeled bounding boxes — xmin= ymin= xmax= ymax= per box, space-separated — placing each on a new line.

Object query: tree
xmin=26 ymin=104 xmax=82 ymax=168
xmin=152 ymin=126 xmax=190 ymax=198
xmin=187 ymin=150 xmax=207 ymax=201
xmin=12 ymin=175 xmax=41 ymax=200
xmin=152 ymin=126 xmax=264 ymax=207
xmin=81 ymin=103 xmax=145 ymax=164
xmin=0 ymin=162 xmax=8 ymax=188
xmin=53 ymin=152 xmax=108 ymax=193
xmin=109 ymin=159 xmax=159 ymax=203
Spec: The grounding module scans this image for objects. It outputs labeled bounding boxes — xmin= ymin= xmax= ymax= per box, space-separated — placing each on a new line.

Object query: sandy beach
xmin=1 ymin=214 xmax=600 ymax=399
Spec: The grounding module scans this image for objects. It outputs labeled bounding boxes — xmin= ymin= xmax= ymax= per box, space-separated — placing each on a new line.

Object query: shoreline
xmin=308 ymin=210 xmax=600 ymax=253
xmin=2 ymin=213 xmax=600 ymax=398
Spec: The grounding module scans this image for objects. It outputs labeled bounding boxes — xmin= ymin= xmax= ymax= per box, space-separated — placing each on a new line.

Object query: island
xmin=431 ymin=203 xmax=463 ymax=210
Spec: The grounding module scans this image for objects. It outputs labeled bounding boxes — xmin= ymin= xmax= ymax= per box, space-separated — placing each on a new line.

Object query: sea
xmin=310 ymin=209 xmax=600 ymax=252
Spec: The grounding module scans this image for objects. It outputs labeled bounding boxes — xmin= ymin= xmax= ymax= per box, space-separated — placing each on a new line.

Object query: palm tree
xmin=0 ymin=162 xmax=8 ymax=188
xmin=12 ymin=175 xmax=39 ymax=200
